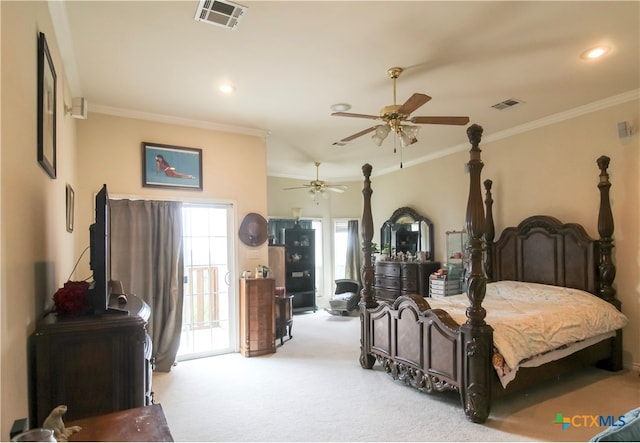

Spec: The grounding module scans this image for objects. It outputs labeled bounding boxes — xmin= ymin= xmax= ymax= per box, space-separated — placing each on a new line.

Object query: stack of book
xmin=429 ymin=268 xmax=462 ymax=297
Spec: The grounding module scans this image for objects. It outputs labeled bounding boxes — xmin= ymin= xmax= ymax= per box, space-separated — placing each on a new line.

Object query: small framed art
xmin=38 ymin=32 xmax=57 ymax=179
xmin=142 ymin=142 xmax=203 ymax=190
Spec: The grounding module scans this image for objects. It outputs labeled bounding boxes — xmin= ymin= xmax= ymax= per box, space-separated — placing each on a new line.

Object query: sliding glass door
xmin=177 ymin=203 xmax=236 ymax=360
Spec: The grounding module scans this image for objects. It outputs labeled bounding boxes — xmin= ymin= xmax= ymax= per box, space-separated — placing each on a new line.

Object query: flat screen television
xmin=89 ymin=184 xmax=111 ymax=314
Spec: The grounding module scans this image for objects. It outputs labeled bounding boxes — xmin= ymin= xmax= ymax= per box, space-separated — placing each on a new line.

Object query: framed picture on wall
xmin=37 ymin=32 xmax=57 ymax=179
xmin=142 ymin=142 xmax=203 ymax=190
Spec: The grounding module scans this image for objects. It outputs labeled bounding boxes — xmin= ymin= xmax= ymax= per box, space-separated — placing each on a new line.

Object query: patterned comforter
xmin=426 ymin=281 xmax=629 ymax=386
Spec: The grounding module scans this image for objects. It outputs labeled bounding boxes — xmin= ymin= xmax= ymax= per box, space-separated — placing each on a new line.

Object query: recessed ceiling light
xmin=330 ymin=103 xmax=351 ymax=112
xmin=581 ymin=46 xmax=610 ymax=60
xmin=219 ymin=84 xmax=235 ymax=94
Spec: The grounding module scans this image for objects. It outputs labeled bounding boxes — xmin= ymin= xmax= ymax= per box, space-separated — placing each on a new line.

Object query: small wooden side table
xmin=67 ymin=404 xmax=173 ymax=442
xmin=275 ymin=295 xmax=294 ymax=345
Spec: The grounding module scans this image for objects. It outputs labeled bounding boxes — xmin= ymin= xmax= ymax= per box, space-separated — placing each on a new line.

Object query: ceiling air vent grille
xmin=194 ymin=0 xmax=247 ymax=30
xmin=491 ymin=98 xmax=525 ymax=110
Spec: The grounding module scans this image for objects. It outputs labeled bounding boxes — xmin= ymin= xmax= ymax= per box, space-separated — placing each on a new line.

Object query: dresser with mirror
xmin=375 ymin=207 xmax=440 ymax=301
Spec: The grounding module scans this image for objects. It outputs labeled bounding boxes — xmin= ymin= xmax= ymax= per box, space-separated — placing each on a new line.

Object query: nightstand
xmin=275 ymin=295 xmax=293 ymax=345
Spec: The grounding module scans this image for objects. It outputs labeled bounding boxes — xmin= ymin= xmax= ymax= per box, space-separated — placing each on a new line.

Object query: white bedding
xmin=426 ymin=281 xmax=629 ymax=386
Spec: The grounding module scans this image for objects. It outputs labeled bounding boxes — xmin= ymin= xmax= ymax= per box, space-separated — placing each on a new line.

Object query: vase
xmin=11 ymin=429 xmax=56 ymax=442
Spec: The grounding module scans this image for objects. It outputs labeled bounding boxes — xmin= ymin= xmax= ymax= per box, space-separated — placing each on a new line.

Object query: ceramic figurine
xmin=42 ymin=405 xmax=82 ymax=442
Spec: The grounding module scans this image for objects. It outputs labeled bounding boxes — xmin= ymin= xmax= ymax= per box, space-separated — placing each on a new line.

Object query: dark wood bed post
xmin=359 ymin=163 xmax=377 ymax=369
xmin=460 ymin=124 xmax=493 ymax=423
xmin=483 ymin=179 xmax=495 ymax=282
xmin=596 ymin=155 xmax=623 ymax=371
xmin=596 ymin=156 xmax=617 ymax=307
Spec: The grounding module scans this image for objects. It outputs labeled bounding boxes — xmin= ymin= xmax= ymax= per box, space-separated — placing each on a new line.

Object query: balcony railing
xmin=183 ymin=265 xmax=220 ymax=330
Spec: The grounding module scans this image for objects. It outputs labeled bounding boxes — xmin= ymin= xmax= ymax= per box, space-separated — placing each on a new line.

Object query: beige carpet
xmin=153 ymin=310 xmax=639 ymax=442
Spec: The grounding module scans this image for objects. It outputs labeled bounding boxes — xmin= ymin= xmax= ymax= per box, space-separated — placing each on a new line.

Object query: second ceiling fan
xmin=283 ymin=162 xmax=347 ymax=203
xmin=332 ymin=67 xmax=470 ymax=147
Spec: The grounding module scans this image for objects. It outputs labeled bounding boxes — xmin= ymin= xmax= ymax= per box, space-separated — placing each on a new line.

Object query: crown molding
xmin=90 ymin=104 xmax=270 ymax=139
xmin=390 ymin=89 xmax=640 ymax=177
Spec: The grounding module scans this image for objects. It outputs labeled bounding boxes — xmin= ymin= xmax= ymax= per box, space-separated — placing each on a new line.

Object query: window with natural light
xmin=334 ymin=220 xmax=349 ymax=280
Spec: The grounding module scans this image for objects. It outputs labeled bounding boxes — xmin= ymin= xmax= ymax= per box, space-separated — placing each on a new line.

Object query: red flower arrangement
xmin=52 ymin=281 xmax=91 ymax=316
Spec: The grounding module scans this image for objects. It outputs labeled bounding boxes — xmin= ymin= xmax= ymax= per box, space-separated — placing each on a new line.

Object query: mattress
xmin=426 ymin=281 xmax=629 ymax=387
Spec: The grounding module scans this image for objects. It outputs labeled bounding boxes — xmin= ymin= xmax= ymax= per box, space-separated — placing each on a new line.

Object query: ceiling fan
xmin=332 ymin=67 xmax=470 ymax=147
xmin=283 ymin=162 xmax=347 ymax=202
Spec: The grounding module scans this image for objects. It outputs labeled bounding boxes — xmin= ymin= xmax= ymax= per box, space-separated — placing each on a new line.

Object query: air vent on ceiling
xmin=491 ymin=98 xmax=525 ymax=110
xmin=194 ymin=0 xmax=247 ymax=30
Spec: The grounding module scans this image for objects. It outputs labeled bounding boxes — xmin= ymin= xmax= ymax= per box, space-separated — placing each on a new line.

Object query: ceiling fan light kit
xmin=332 ymin=66 xmax=470 ymax=151
xmin=372 ymin=124 xmax=391 ymax=146
xmin=399 ymin=125 xmax=420 ymax=147
xmin=308 ymin=187 xmax=329 ymax=201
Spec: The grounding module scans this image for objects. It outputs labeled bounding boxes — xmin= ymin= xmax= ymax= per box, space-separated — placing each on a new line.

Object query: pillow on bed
xmin=590 ymin=407 xmax=640 ymax=442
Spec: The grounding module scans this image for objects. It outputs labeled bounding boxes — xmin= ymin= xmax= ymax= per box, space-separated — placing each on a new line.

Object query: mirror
xmin=380 ymin=207 xmax=434 ymax=260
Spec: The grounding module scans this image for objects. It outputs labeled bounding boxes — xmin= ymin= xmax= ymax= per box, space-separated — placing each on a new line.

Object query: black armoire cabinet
xmin=285 ymin=225 xmax=316 ymax=313
xmin=28 ymin=295 xmax=152 ymax=427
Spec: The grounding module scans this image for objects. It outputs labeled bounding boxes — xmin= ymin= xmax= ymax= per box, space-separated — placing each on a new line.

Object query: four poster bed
xmin=358 ymin=124 xmax=628 ymax=423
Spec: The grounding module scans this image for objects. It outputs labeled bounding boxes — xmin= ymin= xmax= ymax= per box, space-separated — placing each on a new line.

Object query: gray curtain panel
xmin=345 ymin=220 xmax=362 ymax=284
xmin=110 ymin=199 xmax=184 ymax=372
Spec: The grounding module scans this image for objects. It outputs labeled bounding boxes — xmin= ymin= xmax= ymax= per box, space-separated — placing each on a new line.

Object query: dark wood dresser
xmin=374 ymin=260 xmax=441 ymax=302
xmin=239 ymin=278 xmax=276 ymax=357
xmin=28 ymin=295 xmax=152 ymax=427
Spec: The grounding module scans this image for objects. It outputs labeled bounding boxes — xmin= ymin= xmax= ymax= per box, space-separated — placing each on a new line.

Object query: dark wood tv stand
xmin=28 ymin=294 xmax=153 ymax=427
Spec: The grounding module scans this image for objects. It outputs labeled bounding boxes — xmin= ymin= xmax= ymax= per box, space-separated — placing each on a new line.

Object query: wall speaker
xmin=617 ymin=121 xmax=631 ymax=139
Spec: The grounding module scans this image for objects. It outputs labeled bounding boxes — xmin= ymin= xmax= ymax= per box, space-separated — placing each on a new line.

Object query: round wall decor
xmin=238 ymin=212 xmax=268 ymax=247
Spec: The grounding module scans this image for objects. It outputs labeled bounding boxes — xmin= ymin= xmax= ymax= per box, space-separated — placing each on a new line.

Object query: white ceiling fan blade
xmin=326 ymin=186 xmax=346 ymax=193
xmin=283 ymin=185 xmax=312 ymax=190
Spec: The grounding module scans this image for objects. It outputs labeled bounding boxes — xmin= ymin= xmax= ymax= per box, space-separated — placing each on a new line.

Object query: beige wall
xmin=1 ymin=1 xmax=80 ymax=435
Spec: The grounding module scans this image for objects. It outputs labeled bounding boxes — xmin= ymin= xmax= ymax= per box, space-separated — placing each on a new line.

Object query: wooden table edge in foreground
xmin=67 ymin=404 xmax=173 ymax=442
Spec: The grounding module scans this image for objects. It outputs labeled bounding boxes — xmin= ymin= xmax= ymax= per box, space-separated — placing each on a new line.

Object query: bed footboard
xmin=363 ymin=295 xmax=462 ymax=393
